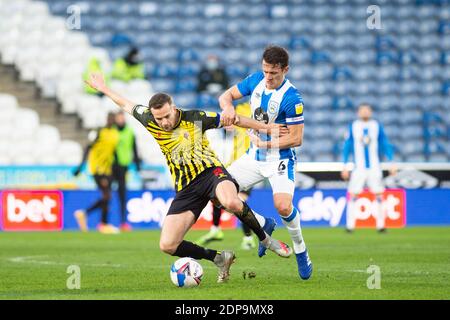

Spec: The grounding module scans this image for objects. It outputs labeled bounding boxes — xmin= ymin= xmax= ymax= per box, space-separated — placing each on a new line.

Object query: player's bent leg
xmin=215 ymin=180 xmax=292 ymax=258
xmin=160 ymin=211 xmax=197 ymax=255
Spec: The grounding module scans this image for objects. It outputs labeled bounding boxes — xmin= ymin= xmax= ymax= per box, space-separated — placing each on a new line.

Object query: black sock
xmin=86 ymin=199 xmax=103 ymax=214
xmin=173 ymin=241 xmax=217 ymax=262
xmin=242 ymin=223 xmax=252 ymax=237
xmin=100 ymin=199 xmax=108 ymax=224
xmin=212 ymin=205 xmax=221 ymax=226
xmin=235 ymin=202 xmax=266 ymax=241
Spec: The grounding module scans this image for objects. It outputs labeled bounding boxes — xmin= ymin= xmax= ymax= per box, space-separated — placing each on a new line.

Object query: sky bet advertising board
xmin=1 ymin=188 xmax=449 ymax=231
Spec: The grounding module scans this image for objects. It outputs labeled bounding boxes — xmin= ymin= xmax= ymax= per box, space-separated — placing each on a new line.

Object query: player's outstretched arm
xmin=84 ymin=73 xmax=136 ymax=114
xmin=233 ymin=115 xmax=289 ymax=137
xmin=218 ymin=85 xmax=242 ymax=126
xmin=247 ymin=123 xmax=303 ymax=149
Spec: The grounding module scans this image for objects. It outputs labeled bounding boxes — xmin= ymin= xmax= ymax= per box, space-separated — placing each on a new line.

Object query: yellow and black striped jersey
xmin=132 ymin=105 xmax=223 ymax=192
xmin=88 ymin=126 xmax=119 ymax=176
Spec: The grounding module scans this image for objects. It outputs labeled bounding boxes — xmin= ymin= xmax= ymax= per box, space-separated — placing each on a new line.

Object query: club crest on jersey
xmin=268 ymin=101 xmax=279 ymax=115
xmin=213 ymin=167 xmax=227 ymax=179
xmin=254 ymin=107 xmax=269 ymax=124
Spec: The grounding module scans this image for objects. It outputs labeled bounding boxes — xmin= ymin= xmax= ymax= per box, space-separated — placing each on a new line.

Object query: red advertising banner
xmin=351 ymin=189 xmax=406 ymax=228
xmin=1 ymin=190 xmax=63 ymax=231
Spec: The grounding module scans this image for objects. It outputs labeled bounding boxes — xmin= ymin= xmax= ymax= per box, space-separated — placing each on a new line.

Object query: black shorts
xmin=167 ymin=166 xmax=239 ymax=220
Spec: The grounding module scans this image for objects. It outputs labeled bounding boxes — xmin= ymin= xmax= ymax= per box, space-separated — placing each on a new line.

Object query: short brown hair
xmin=262 ymin=45 xmax=289 ymax=69
xmin=148 ymin=92 xmax=173 ymax=109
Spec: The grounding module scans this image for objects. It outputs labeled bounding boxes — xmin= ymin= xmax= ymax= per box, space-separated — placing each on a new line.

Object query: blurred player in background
xmin=341 ymin=104 xmax=397 ymax=233
xmin=113 ymin=111 xmax=141 ymax=232
xmin=73 ymin=112 xmax=120 ymax=234
xmin=195 ymin=102 xmax=257 ymax=250
xmin=219 ymin=45 xmax=313 ymax=280
xmin=84 ymin=73 xmax=293 ymax=283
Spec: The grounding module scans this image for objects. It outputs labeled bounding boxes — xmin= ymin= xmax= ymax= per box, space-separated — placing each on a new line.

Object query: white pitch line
xmin=6 ymin=255 xmax=122 ymax=268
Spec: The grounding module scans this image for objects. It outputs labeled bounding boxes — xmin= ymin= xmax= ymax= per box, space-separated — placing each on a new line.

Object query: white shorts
xmin=226 ymin=153 xmax=296 ymax=195
xmin=348 ymin=169 xmax=385 ymax=195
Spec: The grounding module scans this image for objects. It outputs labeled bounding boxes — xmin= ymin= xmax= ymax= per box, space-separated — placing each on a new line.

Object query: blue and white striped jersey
xmin=237 ymin=71 xmax=304 ymax=162
xmin=343 ymin=119 xmax=394 ymax=170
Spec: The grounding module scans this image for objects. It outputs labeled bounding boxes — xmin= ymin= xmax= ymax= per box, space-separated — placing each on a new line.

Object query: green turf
xmin=0 ymin=227 xmax=449 ymax=300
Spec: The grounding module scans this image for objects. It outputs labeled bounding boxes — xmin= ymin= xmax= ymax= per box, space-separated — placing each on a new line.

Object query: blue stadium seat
xmin=177 ymin=64 xmax=201 ymax=78
xmin=175 ymin=78 xmax=197 ymax=93
xmin=311 ymin=51 xmax=331 ymax=64
xmin=151 ymin=79 xmax=176 ymax=93
xmin=173 ymin=93 xmax=197 ymax=109
xmin=197 ymin=94 xmax=220 ymax=110
xmin=332 ymin=96 xmax=354 ymax=109
xmin=150 ymin=63 xmax=178 ymax=78
xmin=377 ymin=51 xmax=399 ymax=65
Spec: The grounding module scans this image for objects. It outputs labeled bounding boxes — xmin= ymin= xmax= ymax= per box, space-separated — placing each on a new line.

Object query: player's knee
xmin=222 ymin=197 xmax=243 ymax=213
xmin=275 ymin=202 xmax=292 ymax=216
xmin=159 ymin=240 xmax=178 ymax=255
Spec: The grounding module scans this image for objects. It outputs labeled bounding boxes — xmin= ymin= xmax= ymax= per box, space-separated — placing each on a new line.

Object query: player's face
xmin=358 ymin=106 xmax=372 ymax=121
xmin=262 ymin=60 xmax=289 ymax=90
xmin=106 ymin=113 xmax=116 ymax=127
xmin=115 ymin=113 xmax=126 ymax=126
xmin=151 ymin=103 xmax=179 ymax=131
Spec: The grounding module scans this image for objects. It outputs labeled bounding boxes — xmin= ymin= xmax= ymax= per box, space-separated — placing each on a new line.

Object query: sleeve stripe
xmin=286 ymin=116 xmax=304 ymax=123
xmin=215 ymin=114 xmax=222 ymax=128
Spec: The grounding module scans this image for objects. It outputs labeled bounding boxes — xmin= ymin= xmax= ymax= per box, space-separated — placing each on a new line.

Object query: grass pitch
xmin=0 ymin=227 xmax=449 ymax=300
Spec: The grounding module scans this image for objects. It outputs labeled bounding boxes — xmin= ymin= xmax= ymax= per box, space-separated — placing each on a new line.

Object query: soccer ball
xmin=170 ymin=257 xmax=203 ymax=288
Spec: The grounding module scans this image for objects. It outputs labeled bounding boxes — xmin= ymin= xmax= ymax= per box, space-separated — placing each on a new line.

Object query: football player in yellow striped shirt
xmin=85 ymin=73 xmax=293 ymax=283
xmin=73 ymin=112 xmax=120 ymax=234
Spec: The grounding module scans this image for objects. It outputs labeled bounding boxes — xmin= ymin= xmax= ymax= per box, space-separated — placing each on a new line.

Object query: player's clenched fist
xmin=221 ymin=107 xmax=236 ymax=127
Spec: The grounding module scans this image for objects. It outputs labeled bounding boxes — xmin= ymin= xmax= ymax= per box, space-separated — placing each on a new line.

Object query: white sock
xmin=375 ymin=195 xmax=385 ymax=230
xmin=211 ymin=225 xmax=221 ymax=232
xmin=251 ymin=209 xmax=266 ymax=227
xmin=346 ymin=196 xmax=356 ymax=230
xmin=281 ymin=207 xmax=306 ymax=254
xmin=261 ymin=234 xmax=271 ymax=247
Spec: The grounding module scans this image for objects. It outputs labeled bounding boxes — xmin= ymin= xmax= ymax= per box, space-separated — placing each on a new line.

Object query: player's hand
xmin=267 ymin=123 xmax=289 ymax=137
xmin=84 ymin=72 xmax=107 ymax=93
xmin=247 ymin=131 xmax=269 ymax=148
xmin=341 ymin=169 xmax=350 ymax=181
xmin=72 ymin=167 xmax=81 ymax=177
xmin=221 ymin=107 xmax=236 ymax=127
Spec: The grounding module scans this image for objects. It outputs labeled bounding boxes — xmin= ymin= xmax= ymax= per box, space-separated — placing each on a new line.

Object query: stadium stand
xmin=0 ymin=93 xmax=83 ymax=165
xmin=0 ymin=0 xmax=449 ymax=163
